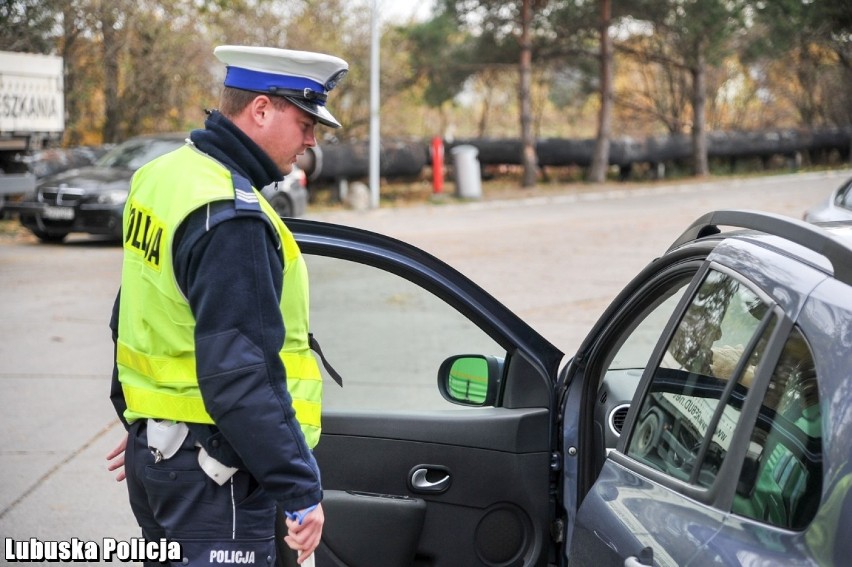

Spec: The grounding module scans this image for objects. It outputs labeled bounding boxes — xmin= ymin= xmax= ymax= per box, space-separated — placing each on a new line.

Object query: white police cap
xmin=214 ymin=45 xmax=349 ymax=129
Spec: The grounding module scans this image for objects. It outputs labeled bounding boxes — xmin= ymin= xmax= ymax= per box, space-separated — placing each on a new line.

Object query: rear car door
xmin=288 ymin=219 xmax=564 ymax=567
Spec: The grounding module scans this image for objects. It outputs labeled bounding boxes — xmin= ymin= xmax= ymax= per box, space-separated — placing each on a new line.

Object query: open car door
xmin=281 ymin=219 xmax=565 ymax=567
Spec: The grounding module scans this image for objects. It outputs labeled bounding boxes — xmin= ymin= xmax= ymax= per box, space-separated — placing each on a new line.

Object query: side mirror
xmin=437 ymin=355 xmax=503 ymax=407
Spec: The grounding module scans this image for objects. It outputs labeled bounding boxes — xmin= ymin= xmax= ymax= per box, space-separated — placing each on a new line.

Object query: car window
xmin=305 ymin=254 xmax=505 ymax=411
xmin=606 ymin=286 xmax=689 ymax=372
xmin=732 ymin=327 xmax=821 ymax=530
xmin=594 ymin=273 xmax=692 ymax=445
xmin=626 ymin=268 xmax=775 ymax=487
xmin=97 ymin=138 xmax=183 ymax=169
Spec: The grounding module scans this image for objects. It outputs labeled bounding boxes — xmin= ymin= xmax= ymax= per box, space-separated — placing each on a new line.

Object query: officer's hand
xmin=106 ymin=433 xmax=128 ymax=482
xmin=284 ymin=503 xmax=324 ymax=564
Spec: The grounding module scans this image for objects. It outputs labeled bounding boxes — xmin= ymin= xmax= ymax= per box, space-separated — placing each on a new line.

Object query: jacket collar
xmin=189 ymin=110 xmax=282 ymax=190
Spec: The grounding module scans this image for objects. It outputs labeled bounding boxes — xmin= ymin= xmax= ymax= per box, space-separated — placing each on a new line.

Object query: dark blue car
xmin=276 ymin=210 xmax=851 ymax=566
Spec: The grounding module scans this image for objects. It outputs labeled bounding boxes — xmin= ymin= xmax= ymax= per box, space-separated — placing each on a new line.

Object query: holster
xmin=146 ymin=419 xmax=189 ymax=461
xmin=197 ymin=446 xmax=239 ymax=486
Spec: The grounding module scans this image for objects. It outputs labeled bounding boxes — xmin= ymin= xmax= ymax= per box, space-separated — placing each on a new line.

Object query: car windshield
xmin=96 ymin=137 xmax=184 ymax=170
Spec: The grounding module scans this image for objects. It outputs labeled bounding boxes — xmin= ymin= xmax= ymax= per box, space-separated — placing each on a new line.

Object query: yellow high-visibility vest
xmin=117 ymin=143 xmax=322 ymax=448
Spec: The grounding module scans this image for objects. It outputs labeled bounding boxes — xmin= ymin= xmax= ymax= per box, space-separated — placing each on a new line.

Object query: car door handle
xmin=408 ymin=466 xmax=451 ymax=493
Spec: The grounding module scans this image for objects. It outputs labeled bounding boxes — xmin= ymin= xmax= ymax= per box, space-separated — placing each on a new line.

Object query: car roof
xmin=671 ymin=210 xmax=852 ymax=287
xmin=124 ymin=132 xmax=188 ymax=142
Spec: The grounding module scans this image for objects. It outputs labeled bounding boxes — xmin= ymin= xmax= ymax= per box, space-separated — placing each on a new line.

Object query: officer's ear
xmin=247 ymin=95 xmax=274 ymax=126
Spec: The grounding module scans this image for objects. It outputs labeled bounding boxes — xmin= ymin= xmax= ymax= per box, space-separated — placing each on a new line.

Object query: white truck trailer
xmin=0 ymin=50 xmax=64 ymax=214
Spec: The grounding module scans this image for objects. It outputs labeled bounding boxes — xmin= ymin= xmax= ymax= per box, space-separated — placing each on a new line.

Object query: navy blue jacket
xmin=110 ymin=111 xmax=322 ymax=512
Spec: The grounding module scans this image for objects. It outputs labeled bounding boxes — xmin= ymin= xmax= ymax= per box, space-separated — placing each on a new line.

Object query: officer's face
xmin=263 ymin=102 xmax=317 ymax=174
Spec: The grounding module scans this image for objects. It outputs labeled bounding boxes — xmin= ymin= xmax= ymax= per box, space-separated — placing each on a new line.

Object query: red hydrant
xmin=431 ymin=136 xmax=444 ymax=194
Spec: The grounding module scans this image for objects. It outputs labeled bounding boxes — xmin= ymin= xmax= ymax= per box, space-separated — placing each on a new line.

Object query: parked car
xmin=277 ymin=210 xmax=851 ymax=566
xmin=1 ymin=145 xmax=115 ymax=221
xmin=24 ymin=145 xmax=113 ymax=179
xmin=260 ymin=164 xmax=308 ymax=219
xmin=15 ymin=133 xmax=307 ymax=243
xmin=804 ymin=176 xmax=852 ymax=222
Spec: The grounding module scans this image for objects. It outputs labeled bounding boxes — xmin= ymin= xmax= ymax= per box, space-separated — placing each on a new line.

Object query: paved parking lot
xmin=0 ymin=169 xmax=848 ymax=562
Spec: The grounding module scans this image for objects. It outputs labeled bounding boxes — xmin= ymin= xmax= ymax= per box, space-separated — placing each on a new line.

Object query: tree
xmin=519 ymin=0 xmax=536 ymax=186
xmin=407 ymin=0 xmax=635 ymax=182
xmin=59 ymin=0 xmax=98 ymax=145
xmin=405 ymin=1 xmax=559 ymax=141
xmin=96 ymin=0 xmax=126 ymax=143
xmin=618 ymin=0 xmax=749 ymax=176
xmin=405 ymin=8 xmax=479 ymax=132
xmin=746 ymin=0 xmax=852 ymax=129
xmin=4 ymin=0 xmax=846 ymax=177
xmin=614 ymin=31 xmax=691 ymax=135
xmin=588 ymin=0 xmax=613 ymax=183
xmin=0 ymin=0 xmax=61 ymax=53
xmin=120 ymin=8 xmax=205 ymax=134
xmin=0 ymin=0 xmax=109 ymax=144
xmin=434 ymin=0 xmax=552 ymax=186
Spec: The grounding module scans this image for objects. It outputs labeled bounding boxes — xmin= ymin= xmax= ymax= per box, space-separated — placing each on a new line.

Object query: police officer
xmin=106 ymin=46 xmax=348 ymax=566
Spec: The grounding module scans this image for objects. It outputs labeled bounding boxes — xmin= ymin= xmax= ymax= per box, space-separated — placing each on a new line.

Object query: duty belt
xmin=146 ymin=419 xmax=237 ymax=485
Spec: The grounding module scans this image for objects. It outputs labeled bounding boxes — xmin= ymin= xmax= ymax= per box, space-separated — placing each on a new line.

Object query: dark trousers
xmin=125 ymin=421 xmax=277 ymax=566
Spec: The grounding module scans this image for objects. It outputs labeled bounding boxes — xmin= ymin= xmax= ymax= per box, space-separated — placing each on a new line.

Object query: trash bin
xmin=451 ymin=145 xmax=482 ymax=199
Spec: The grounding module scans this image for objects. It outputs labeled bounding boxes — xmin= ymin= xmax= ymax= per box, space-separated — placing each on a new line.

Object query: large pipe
xmin=297 ymin=127 xmax=851 ymax=183
xmin=297 ymin=140 xmax=429 ymax=182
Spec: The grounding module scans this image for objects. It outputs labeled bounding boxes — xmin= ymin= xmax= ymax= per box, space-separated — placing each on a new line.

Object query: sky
xmin=379 ymin=0 xmax=435 ymax=23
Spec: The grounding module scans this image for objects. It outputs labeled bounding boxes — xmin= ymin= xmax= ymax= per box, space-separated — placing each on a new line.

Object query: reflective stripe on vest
xmin=118 ymin=342 xmax=323 ymax=430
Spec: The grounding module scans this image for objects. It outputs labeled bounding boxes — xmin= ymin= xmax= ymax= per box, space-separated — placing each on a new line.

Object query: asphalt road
xmin=0 ymin=168 xmax=848 ymax=563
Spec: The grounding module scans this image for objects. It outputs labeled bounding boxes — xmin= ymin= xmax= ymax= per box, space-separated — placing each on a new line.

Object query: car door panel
xmin=315 ymin=412 xmax=552 ymax=566
xmin=317 ymin=408 xmax=550 ymax=452
xmin=319 ymin=490 xmax=426 ymax=567
xmin=288 ymin=219 xmax=564 ymax=567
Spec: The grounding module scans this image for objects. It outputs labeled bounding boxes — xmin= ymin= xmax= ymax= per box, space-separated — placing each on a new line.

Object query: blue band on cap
xmin=224 ymin=67 xmax=327 ymax=105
